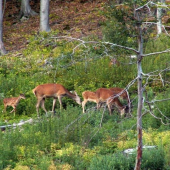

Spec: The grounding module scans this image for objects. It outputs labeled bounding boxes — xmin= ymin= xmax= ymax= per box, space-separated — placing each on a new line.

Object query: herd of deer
xmin=2 ymin=56 xmax=133 ymax=117
xmin=2 ymin=82 xmax=132 ymax=118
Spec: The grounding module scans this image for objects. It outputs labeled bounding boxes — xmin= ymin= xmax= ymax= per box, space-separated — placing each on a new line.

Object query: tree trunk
xmin=40 ymin=0 xmax=50 ymax=32
xmin=20 ymin=0 xmax=37 ymax=19
xmin=134 ymin=22 xmax=143 ymax=170
xmin=157 ymin=0 xmax=165 ymax=35
xmin=0 ymin=0 xmax=7 ymax=55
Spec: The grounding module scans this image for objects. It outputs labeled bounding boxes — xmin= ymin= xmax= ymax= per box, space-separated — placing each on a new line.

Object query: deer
xmin=95 ymin=88 xmax=128 ymax=116
xmin=3 ymin=93 xmax=26 ymax=116
xmin=32 ymin=83 xmax=81 ymax=117
xmin=82 ymin=88 xmax=127 ymax=117
xmin=109 ymin=58 xmax=120 ymax=67
xmin=109 ymin=87 xmax=132 ymax=116
xmin=82 ymin=91 xmax=97 ymax=113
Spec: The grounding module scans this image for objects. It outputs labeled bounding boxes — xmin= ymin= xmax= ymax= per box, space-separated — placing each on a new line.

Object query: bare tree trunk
xmin=20 ymin=0 xmax=37 ymax=19
xmin=134 ymin=22 xmax=143 ymax=170
xmin=40 ymin=0 xmax=50 ymax=32
xmin=157 ymin=0 xmax=165 ymax=35
xmin=0 ymin=0 xmax=7 ymax=55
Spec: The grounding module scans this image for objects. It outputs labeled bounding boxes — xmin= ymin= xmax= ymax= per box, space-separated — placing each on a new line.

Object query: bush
xmin=88 ymin=153 xmax=135 ymax=170
xmin=88 ymin=148 xmax=165 ymax=170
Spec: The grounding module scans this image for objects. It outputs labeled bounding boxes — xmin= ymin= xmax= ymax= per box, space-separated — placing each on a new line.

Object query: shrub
xmin=141 ymin=148 xmax=165 ymax=170
xmin=88 ymin=153 xmax=135 ymax=170
xmin=88 ymin=148 xmax=165 ymax=170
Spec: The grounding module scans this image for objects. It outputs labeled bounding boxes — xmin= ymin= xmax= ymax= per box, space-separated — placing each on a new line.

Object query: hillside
xmin=3 ymin=0 xmax=106 ymax=52
xmin=1 ymin=1 xmax=170 ymax=169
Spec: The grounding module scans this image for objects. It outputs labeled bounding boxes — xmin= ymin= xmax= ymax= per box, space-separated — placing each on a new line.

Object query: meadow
xmin=0 ymin=32 xmax=170 ymax=169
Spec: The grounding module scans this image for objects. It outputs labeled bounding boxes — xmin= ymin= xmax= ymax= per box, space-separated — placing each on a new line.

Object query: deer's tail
xmin=32 ymin=88 xmax=36 ymax=96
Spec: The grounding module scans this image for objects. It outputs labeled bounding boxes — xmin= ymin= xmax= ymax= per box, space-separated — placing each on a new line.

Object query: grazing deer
xmin=109 ymin=58 xmax=120 ymax=67
xmin=32 ymin=83 xmax=81 ymax=117
xmin=95 ymin=88 xmax=127 ymax=116
xmin=109 ymin=87 xmax=132 ymax=116
xmin=82 ymin=88 xmax=127 ymax=117
xmin=3 ymin=94 xmax=26 ymax=116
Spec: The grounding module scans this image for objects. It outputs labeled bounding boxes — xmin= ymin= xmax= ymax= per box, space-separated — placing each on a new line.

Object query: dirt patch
xmin=3 ymin=0 xmax=106 ymax=52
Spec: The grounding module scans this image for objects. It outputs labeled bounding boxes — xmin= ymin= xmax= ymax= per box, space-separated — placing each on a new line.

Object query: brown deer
xmin=82 ymin=88 xmax=127 ymax=117
xmin=32 ymin=83 xmax=81 ymax=117
xmin=95 ymin=88 xmax=127 ymax=116
xmin=82 ymin=91 xmax=97 ymax=113
xmin=109 ymin=58 xmax=120 ymax=67
xmin=109 ymin=87 xmax=132 ymax=116
xmin=3 ymin=94 xmax=26 ymax=116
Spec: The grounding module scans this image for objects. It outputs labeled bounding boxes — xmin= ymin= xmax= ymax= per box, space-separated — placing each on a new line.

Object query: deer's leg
xmin=107 ymin=102 xmax=112 ymax=116
xmin=96 ymin=99 xmax=101 ymax=110
xmin=36 ymin=98 xmax=42 ymax=117
xmin=10 ymin=107 xmax=15 ymax=113
xmin=41 ymin=98 xmax=48 ymax=115
xmin=120 ymin=108 xmax=125 ymax=118
xmin=14 ymin=107 xmax=16 ymax=117
xmin=97 ymin=102 xmax=103 ymax=109
xmin=107 ymin=104 xmax=112 ymax=115
xmin=97 ymin=103 xmax=99 ymax=110
xmin=82 ymin=100 xmax=87 ymax=113
xmin=58 ymin=96 xmax=63 ymax=110
xmin=52 ymin=98 xmax=57 ymax=113
xmin=9 ymin=106 xmax=16 ymax=117
xmin=108 ymin=98 xmax=115 ymax=116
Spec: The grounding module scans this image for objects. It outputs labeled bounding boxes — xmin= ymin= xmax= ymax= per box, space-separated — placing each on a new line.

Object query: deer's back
xmin=95 ymin=88 xmax=115 ymax=101
xmin=82 ymin=91 xmax=97 ymax=100
xmin=3 ymin=97 xmax=18 ymax=106
xmin=33 ymin=83 xmax=69 ymax=97
xmin=109 ymin=87 xmax=128 ymax=99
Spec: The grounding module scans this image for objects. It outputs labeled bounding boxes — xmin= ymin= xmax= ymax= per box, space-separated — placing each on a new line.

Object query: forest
xmin=0 ymin=0 xmax=170 ymax=169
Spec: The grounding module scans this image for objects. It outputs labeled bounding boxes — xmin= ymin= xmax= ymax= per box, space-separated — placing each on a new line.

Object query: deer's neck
xmin=14 ymin=97 xmax=21 ymax=105
xmin=65 ymin=91 xmax=76 ymax=100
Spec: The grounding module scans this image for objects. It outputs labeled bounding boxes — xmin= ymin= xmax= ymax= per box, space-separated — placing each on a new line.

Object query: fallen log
xmin=0 ymin=118 xmax=33 ymax=132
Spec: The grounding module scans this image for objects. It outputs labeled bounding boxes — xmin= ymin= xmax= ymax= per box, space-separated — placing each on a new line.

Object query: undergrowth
xmin=0 ymin=32 xmax=170 ymax=169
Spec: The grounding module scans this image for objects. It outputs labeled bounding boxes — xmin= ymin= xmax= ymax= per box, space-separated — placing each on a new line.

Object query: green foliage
xmin=0 ymin=104 xmax=170 ymax=169
xmin=88 ymin=148 xmax=165 ymax=170
xmin=102 ymin=0 xmax=158 ymax=53
xmin=88 ymin=153 xmax=135 ymax=170
xmin=142 ymin=87 xmax=170 ymax=129
xmin=141 ymin=148 xmax=165 ymax=170
xmin=54 ymin=143 xmax=90 ymax=170
xmin=94 ymin=138 xmax=117 ymax=155
xmin=102 ymin=1 xmax=137 ymax=49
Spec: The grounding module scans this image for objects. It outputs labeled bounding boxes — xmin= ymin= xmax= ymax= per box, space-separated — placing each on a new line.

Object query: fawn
xmin=3 ymin=94 xmax=26 ymax=116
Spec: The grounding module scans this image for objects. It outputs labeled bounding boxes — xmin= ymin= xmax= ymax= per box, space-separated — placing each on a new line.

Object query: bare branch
xmin=143 ymin=49 xmax=170 ymax=57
